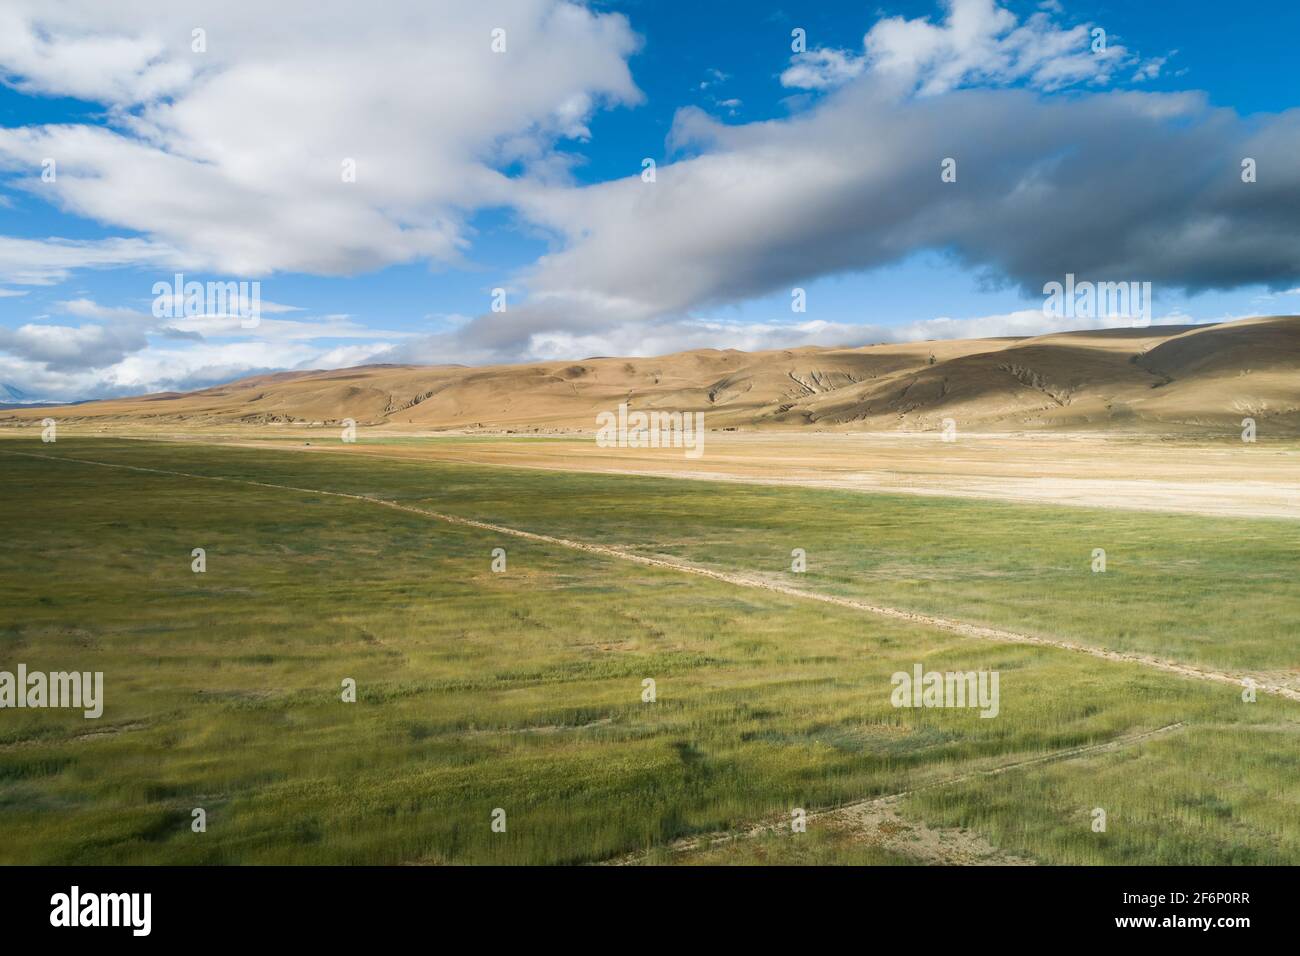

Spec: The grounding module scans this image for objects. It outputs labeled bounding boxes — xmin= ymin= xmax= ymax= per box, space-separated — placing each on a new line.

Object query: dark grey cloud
xmin=448 ymin=84 xmax=1300 ymax=361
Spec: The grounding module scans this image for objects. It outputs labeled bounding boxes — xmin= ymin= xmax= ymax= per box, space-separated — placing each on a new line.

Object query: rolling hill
xmin=4 ymin=316 xmax=1297 ymax=434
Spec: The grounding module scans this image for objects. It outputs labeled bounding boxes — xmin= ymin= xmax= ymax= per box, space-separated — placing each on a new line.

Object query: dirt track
xmin=607 ymin=722 xmax=1186 ymax=865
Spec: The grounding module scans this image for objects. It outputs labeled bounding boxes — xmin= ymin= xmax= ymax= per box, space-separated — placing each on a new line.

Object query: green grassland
xmin=0 ymin=438 xmax=1296 ymax=865
xmin=20 ymin=436 xmax=1297 ymax=671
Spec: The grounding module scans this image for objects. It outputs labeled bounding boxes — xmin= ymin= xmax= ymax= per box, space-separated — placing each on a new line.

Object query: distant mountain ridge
xmin=3 ymin=316 xmax=1298 ymax=434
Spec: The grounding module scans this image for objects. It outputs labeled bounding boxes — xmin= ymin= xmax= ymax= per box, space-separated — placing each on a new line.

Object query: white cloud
xmin=1133 ymin=56 xmax=1168 ymax=82
xmin=0 ymin=319 xmax=149 ymax=371
xmin=98 ymin=339 xmax=394 ymax=395
xmin=385 ymin=308 xmax=1209 ymax=370
xmin=781 ymin=0 xmax=1160 ymax=96
xmin=168 ymin=312 xmax=412 ymax=342
xmin=780 ymin=49 xmax=865 ymax=90
xmin=0 ymin=0 xmax=641 ymax=277
xmin=0 ymin=235 xmax=183 ymax=286
xmin=0 ymin=294 xmax=405 ymax=398
xmin=0 ymin=327 xmax=398 ymax=401
xmin=699 ymin=68 xmax=730 ymax=91
xmin=878 ymin=309 xmax=1197 ymax=341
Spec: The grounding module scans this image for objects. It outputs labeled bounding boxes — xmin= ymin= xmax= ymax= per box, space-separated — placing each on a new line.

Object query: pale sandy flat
xmin=152 ymin=429 xmax=1300 ymax=520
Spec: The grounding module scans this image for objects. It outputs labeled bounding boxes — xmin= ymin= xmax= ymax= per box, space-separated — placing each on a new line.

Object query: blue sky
xmin=1 ymin=0 xmax=1298 ymax=400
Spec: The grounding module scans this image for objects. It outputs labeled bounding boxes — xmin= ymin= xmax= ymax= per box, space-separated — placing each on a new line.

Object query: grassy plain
xmin=18 ymin=435 xmax=1296 ymax=674
xmin=0 ymin=437 xmax=1296 ymax=865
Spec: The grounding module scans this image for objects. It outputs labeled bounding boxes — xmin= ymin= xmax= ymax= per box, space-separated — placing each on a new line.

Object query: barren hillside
xmin=4 ymin=316 xmax=1297 ymax=434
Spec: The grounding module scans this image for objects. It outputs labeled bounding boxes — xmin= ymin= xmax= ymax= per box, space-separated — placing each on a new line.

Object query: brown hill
xmin=4 ymin=316 xmax=1298 ymax=434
